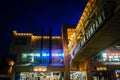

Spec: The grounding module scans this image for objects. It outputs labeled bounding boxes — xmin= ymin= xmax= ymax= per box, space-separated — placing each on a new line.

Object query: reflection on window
xmin=52 ymin=50 xmax=64 ymax=64
xmin=42 ymin=50 xmax=49 ymax=64
xmin=21 ymin=53 xmax=40 ymax=62
xmin=70 ymin=71 xmax=87 ymax=80
xmin=21 ymin=49 xmax=64 ymax=65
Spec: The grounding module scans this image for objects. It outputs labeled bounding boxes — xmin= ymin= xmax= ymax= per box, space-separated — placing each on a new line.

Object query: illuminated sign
xmin=42 ymin=50 xmax=50 ymax=56
xmin=52 ymin=50 xmax=64 ymax=64
xmin=79 ymin=2 xmax=115 ymax=48
xmin=96 ymin=67 xmax=107 ymax=71
xmin=100 ymin=53 xmax=120 ymax=62
xmin=33 ymin=66 xmax=47 ymax=71
xmin=21 ymin=53 xmax=40 ymax=62
xmin=80 ymin=10 xmax=106 ymax=47
xmin=41 ymin=50 xmax=50 ymax=64
xmin=103 ymin=62 xmax=120 ymax=65
xmin=20 ymin=49 xmax=64 ymax=65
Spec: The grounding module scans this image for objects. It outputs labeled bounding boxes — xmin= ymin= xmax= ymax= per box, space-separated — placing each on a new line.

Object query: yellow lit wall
xmin=68 ymin=0 xmax=97 ymax=51
xmin=67 ymin=28 xmax=75 ymax=40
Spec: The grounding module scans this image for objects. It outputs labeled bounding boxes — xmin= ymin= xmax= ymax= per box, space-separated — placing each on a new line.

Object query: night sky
xmin=0 ymin=0 xmax=88 ymax=56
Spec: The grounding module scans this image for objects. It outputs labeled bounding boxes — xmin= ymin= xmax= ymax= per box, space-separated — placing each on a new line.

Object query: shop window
xmin=42 ymin=50 xmax=50 ymax=65
xmin=70 ymin=71 xmax=87 ymax=80
xmin=98 ymin=52 xmax=120 ymax=62
xmin=21 ymin=53 xmax=40 ymax=62
xmin=52 ymin=50 xmax=64 ymax=65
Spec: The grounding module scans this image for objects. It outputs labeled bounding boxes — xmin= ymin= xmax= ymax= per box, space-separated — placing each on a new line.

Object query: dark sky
xmin=0 ymin=0 xmax=88 ymax=56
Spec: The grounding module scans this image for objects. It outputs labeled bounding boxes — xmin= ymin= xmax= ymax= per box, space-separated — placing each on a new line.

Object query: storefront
xmin=11 ymin=49 xmax=65 ymax=80
xmin=70 ymin=71 xmax=87 ymax=80
xmin=92 ymin=70 xmax=113 ymax=80
xmin=90 ymin=42 xmax=120 ymax=80
xmin=13 ymin=66 xmax=64 ymax=80
xmin=17 ymin=71 xmax=64 ymax=80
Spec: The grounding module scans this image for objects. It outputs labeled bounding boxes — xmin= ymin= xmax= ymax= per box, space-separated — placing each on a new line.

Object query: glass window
xmin=42 ymin=50 xmax=50 ymax=65
xmin=34 ymin=53 xmax=40 ymax=62
xmin=22 ymin=53 xmax=27 ymax=62
xmin=52 ymin=50 xmax=64 ymax=65
xmin=21 ymin=53 xmax=40 ymax=62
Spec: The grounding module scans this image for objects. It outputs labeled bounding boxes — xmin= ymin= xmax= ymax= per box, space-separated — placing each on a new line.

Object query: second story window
xmin=21 ymin=53 xmax=40 ymax=62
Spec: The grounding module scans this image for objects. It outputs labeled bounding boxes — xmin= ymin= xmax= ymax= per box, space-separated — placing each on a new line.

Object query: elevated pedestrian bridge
xmin=70 ymin=1 xmax=120 ymax=64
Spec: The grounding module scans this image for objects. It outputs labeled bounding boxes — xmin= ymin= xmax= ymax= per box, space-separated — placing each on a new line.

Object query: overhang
xmin=72 ymin=9 xmax=120 ymax=63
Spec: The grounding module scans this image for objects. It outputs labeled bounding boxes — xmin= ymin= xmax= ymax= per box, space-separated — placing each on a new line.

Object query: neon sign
xmin=42 ymin=50 xmax=50 ymax=56
xmin=99 ymin=53 xmax=120 ymax=62
xmin=33 ymin=66 xmax=47 ymax=71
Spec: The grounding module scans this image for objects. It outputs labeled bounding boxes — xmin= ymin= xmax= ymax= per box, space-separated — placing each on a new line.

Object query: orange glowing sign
xmin=33 ymin=66 xmax=47 ymax=71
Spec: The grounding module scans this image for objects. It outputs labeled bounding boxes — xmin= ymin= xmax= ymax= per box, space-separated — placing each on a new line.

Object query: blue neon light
xmin=41 ymin=50 xmax=64 ymax=57
xmin=42 ymin=53 xmax=49 ymax=56
xmin=42 ymin=50 xmax=50 ymax=57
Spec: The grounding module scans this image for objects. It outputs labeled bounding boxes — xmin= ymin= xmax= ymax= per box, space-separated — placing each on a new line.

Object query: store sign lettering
xmin=101 ymin=53 xmax=120 ymax=62
xmin=33 ymin=66 xmax=47 ymax=71
xmin=72 ymin=2 xmax=115 ymax=57
xmin=80 ymin=8 xmax=110 ymax=47
xmin=79 ymin=2 xmax=115 ymax=47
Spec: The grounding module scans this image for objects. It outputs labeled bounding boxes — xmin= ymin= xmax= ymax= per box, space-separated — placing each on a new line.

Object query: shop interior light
xmin=52 ymin=53 xmax=63 ymax=56
xmin=102 ymin=53 xmax=107 ymax=57
xmin=42 ymin=53 xmax=49 ymax=56
xmin=33 ymin=66 xmax=47 ymax=71
xmin=22 ymin=53 xmax=27 ymax=58
xmin=28 ymin=53 xmax=34 ymax=56
xmin=34 ymin=53 xmax=40 ymax=56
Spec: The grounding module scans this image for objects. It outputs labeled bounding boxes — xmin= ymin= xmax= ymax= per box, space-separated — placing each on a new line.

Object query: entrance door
xmin=19 ymin=71 xmax=64 ymax=80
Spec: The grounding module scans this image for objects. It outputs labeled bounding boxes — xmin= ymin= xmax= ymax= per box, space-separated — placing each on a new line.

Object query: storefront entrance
xmin=92 ymin=71 xmax=114 ymax=80
xmin=70 ymin=71 xmax=87 ymax=80
xmin=16 ymin=71 xmax=64 ymax=80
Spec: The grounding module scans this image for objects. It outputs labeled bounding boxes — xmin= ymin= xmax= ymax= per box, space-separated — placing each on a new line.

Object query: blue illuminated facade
xmin=20 ymin=49 xmax=64 ymax=66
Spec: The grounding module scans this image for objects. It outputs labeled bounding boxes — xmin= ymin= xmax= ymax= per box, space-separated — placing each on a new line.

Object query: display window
xmin=52 ymin=50 xmax=64 ymax=65
xmin=18 ymin=72 xmax=64 ymax=80
xmin=70 ymin=71 xmax=87 ymax=80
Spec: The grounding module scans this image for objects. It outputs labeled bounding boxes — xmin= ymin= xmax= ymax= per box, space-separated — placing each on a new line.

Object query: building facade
xmin=9 ymin=30 xmax=64 ymax=80
xmin=9 ymin=0 xmax=120 ymax=80
xmin=89 ymin=42 xmax=120 ymax=80
xmin=68 ymin=0 xmax=120 ymax=80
